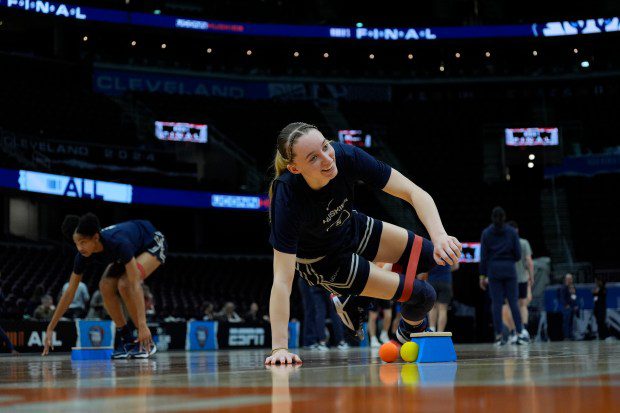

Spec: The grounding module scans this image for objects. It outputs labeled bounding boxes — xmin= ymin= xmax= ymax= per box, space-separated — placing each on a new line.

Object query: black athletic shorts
xmin=296 ymin=211 xmax=381 ymax=297
xmin=104 ymin=231 xmax=168 ymax=279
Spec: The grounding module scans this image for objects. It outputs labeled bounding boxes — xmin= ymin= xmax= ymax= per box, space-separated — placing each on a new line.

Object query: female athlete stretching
xmin=265 ymin=122 xmax=461 ymax=365
xmin=42 ymin=213 xmax=167 ymax=359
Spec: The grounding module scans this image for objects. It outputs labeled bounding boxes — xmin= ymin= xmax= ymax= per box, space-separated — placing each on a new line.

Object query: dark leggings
xmin=489 ymin=275 xmax=522 ymax=336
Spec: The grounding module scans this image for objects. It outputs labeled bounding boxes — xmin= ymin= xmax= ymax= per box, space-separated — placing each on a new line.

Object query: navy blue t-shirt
xmin=479 ymin=224 xmax=521 ymax=278
xmin=73 ymin=220 xmax=157 ymax=274
xmin=429 ymin=263 xmax=452 ymax=283
xmin=269 ymin=142 xmax=391 ymax=259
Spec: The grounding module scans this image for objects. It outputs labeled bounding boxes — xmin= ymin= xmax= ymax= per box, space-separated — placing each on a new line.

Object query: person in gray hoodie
xmin=479 ymin=207 xmax=528 ymax=345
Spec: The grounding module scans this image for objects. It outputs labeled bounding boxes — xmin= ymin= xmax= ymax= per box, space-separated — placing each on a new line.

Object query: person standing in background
xmin=502 ymin=221 xmax=534 ymax=340
xmin=367 ymin=263 xmax=393 ymax=347
xmin=479 ymin=207 xmax=528 ymax=346
xmin=427 ymin=261 xmax=458 ymax=332
xmin=592 ymin=276 xmax=608 ymax=340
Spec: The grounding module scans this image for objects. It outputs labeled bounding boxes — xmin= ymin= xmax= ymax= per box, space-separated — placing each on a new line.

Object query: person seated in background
xmin=60 ymin=279 xmax=90 ymax=320
xmin=244 ymin=302 xmax=270 ymax=323
xmin=33 ymin=295 xmax=55 ymax=321
xmin=216 ymin=302 xmax=243 ymax=323
xmin=86 ymin=290 xmax=108 ymax=320
xmin=202 ymin=301 xmax=215 ymax=320
xmin=26 ymin=285 xmax=45 ymax=318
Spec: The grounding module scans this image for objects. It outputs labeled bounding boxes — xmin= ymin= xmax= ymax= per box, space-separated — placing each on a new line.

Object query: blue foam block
xmin=71 ymin=347 xmax=114 ymax=361
xmin=410 ymin=332 xmax=457 ymax=363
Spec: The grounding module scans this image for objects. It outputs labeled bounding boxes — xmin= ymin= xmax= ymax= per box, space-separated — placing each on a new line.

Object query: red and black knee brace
xmin=391 ymin=231 xmax=437 ymax=321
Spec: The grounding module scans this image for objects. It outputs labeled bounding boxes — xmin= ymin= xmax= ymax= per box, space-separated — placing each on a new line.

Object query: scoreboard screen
xmin=459 ymin=242 xmax=481 ymax=263
xmin=505 ymin=127 xmax=559 ymax=147
xmin=155 ymin=121 xmax=208 ymax=143
xmin=338 ymin=130 xmax=372 ymax=148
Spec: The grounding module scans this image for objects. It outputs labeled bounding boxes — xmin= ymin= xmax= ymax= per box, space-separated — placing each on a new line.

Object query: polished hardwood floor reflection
xmin=0 ymin=341 xmax=618 ymax=412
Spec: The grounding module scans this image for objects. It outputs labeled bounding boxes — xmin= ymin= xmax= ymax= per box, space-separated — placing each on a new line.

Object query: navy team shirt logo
xmin=323 ymin=198 xmax=350 ymax=231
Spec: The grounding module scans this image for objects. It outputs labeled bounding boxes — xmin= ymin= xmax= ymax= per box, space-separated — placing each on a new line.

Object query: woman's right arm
xmin=42 ymin=272 xmax=81 ymax=355
xmin=264 ymin=249 xmax=302 ymax=365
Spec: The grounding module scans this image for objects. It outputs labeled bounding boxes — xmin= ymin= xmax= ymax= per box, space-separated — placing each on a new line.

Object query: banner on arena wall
xmin=0 ymin=133 xmax=173 ymax=166
xmin=75 ymin=320 xmax=114 ymax=348
xmin=92 ymin=66 xmax=392 ymax=102
xmin=0 ymin=320 xmax=76 ymax=353
xmin=186 ymin=321 xmax=219 ymax=351
xmin=544 ymin=153 xmax=620 ymax=179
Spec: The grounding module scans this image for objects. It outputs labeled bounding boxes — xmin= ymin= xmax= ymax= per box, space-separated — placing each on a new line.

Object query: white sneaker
xmin=516 ymin=330 xmax=530 ymax=344
xmin=379 ymin=331 xmax=390 ymax=343
xmin=337 ymin=341 xmax=350 ymax=350
xmin=370 ymin=336 xmax=381 ymax=348
xmin=520 ymin=328 xmax=531 ymax=341
xmin=509 ymin=332 xmax=518 ymax=345
xmin=316 ymin=343 xmax=329 ymax=351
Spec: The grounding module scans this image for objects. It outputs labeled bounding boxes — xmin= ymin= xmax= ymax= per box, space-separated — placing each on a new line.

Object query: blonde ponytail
xmin=268 ymin=122 xmax=318 ymax=203
xmin=269 ymin=150 xmax=290 ymax=200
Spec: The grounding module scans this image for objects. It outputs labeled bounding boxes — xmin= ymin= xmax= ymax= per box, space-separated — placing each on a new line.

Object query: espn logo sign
xmin=228 ymin=328 xmax=265 ymax=346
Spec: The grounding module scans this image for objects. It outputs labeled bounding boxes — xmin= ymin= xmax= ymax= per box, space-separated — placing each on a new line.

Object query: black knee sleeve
xmin=400 ymin=280 xmax=437 ymax=322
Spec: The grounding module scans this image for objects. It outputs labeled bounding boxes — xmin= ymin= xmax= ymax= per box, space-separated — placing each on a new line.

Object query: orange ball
xmin=379 ymin=342 xmax=399 ymax=363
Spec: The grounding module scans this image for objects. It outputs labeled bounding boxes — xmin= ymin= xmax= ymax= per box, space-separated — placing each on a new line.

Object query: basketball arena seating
xmin=0 ymin=53 xmax=131 ymax=145
xmin=0 ymin=243 xmax=301 ymax=322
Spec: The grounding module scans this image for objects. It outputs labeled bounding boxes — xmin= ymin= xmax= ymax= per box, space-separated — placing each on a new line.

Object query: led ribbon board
xmin=0 ymin=168 xmax=269 ymax=211
xmin=1 ymin=1 xmax=618 ymax=40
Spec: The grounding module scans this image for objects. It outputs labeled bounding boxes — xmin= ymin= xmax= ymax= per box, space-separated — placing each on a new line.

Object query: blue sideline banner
xmin=185 ymin=321 xmax=218 ymax=351
xmin=75 ymin=320 xmax=115 ymax=348
xmin=288 ymin=321 xmax=300 ymax=349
